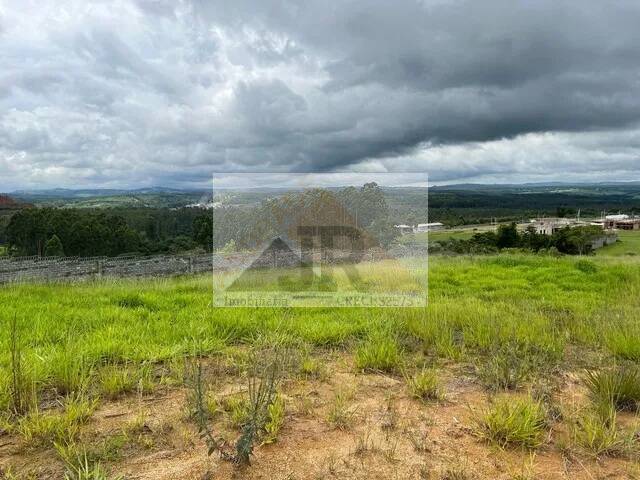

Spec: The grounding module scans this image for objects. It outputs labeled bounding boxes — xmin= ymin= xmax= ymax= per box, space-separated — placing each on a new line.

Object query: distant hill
xmin=0 ymin=194 xmax=31 ymax=210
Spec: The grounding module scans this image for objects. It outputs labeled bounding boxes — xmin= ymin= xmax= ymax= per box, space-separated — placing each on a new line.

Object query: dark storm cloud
xmin=1 ymin=0 xmax=640 ymax=189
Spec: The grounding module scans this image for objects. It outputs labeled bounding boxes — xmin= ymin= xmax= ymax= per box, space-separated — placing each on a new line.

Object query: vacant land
xmin=597 ymin=230 xmax=640 ymax=257
xmin=1 ymin=254 xmax=640 ymax=479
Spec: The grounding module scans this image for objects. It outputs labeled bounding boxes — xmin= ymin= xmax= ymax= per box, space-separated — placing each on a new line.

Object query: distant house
xmin=529 ymin=218 xmax=599 ymax=235
xmin=395 ymin=222 xmax=445 ymax=235
xmin=598 ymin=214 xmax=640 ymax=230
xmin=394 ymin=224 xmax=414 ymax=235
xmin=414 ymin=223 xmax=445 ymax=233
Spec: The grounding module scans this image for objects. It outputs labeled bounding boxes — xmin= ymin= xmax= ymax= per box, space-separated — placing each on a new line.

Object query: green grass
xmin=474 ymin=396 xmax=547 ymax=449
xmin=1 ymin=254 xmax=640 ymax=411
xmin=570 ymin=406 xmax=634 ymax=457
xmin=355 ymin=336 xmax=402 ymax=373
xmin=584 ymin=366 xmax=640 ymax=412
xmin=405 ymin=368 xmax=444 ymax=401
xmin=16 ymin=396 xmax=96 ymax=448
xmin=596 ymin=230 xmax=640 ymax=257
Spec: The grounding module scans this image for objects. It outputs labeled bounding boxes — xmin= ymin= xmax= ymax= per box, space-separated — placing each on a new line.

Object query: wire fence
xmin=0 ymin=253 xmax=216 ymax=284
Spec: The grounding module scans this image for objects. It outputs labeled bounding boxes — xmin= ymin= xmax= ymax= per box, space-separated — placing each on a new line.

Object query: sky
xmin=1 ymin=0 xmax=640 ymax=191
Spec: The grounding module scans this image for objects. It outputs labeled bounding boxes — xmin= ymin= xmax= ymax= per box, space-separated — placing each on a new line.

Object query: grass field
xmin=1 ymin=254 xmax=640 ymax=479
xmin=597 ymin=229 xmax=640 ymax=256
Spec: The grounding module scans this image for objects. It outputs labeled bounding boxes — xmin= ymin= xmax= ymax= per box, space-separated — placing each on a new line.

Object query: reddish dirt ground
xmin=1 ymin=355 xmax=639 ymax=480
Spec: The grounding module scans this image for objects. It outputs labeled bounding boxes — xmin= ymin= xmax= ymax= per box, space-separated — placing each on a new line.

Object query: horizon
xmin=4 ymin=178 xmax=640 ymax=195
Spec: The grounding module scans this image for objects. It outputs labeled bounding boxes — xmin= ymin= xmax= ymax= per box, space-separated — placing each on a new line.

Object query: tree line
xmin=5 ymin=208 xmax=207 ymax=257
xmin=430 ymin=223 xmax=608 ymax=255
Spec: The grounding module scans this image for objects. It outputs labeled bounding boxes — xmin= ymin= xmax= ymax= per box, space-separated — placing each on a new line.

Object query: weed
xmin=327 ymin=389 xmax=357 ymax=430
xmin=294 ymin=395 xmax=315 ymax=417
xmin=224 ymin=396 xmax=251 ymax=429
xmin=8 ymin=315 xmax=35 ymax=416
xmin=477 ymin=343 xmax=533 ymax=391
xmin=234 ymin=347 xmax=284 ymax=465
xmin=406 ymin=368 xmax=444 ymax=402
xmin=584 ymin=365 xmax=640 ymax=412
xmin=440 ymin=464 xmax=470 ymax=480
xmin=355 ymin=336 xmax=402 ymax=373
xmin=380 ymin=396 xmax=399 ymax=432
xmin=354 ymin=428 xmax=376 ymax=455
xmin=17 ymin=396 xmax=96 ymax=448
xmin=406 ymin=428 xmax=430 ymax=453
xmin=98 ymin=365 xmax=136 ymax=399
xmin=48 ymin=348 xmax=92 ymax=397
xmin=56 ymin=443 xmax=123 ymax=480
xmin=509 ymin=453 xmax=536 ymax=480
xmin=300 ymin=356 xmax=325 ymax=380
xmin=263 ymin=394 xmax=285 ymax=444
xmin=575 ymin=260 xmax=598 ymax=274
xmin=570 ymin=405 xmax=631 ymax=457
xmin=474 ymin=396 xmax=547 ymax=449
xmin=607 ymin=330 xmax=640 ymax=361
xmin=531 ymin=378 xmax=562 ymax=424
xmin=187 ymin=361 xmax=231 ymax=461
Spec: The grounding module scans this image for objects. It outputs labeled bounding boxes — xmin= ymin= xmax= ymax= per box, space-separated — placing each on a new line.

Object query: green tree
xmin=44 ymin=234 xmax=64 ymax=257
xmin=496 ymin=223 xmax=520 ymax=249
xmin=193 ymin=214 xmax=214 ymax=251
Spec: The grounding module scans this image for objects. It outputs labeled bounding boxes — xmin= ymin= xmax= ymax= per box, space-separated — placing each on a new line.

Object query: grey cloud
xmin=1 ymin=0 xmax=640 ymax=190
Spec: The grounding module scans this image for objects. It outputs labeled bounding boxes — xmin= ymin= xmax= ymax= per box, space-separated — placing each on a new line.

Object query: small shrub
xmin=584 ymin=366 xmax=640 ymax=412
xmin=188 ymin=348 xmax=287 ymax=466
xmin=406 ymin=368 xmax=444 ymax=402
xmin=187 ymin=361 xmax=231 ymax=461
xmin=355 ymin=337 xmax=402 ymax=373
xmin=474 ymin=396 xmax=547 ymax=449
xmin=234 ymin=348 xmax=284 ymax=465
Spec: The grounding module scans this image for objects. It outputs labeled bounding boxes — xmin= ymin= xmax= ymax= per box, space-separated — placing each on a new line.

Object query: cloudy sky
xmin=1 ymin=0 xmax=640 ymax=190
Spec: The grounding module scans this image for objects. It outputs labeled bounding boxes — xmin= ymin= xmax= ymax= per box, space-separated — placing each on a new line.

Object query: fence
xmin=0 ymin=246 xmax=427 ymax=285
xmin=0 ymin=254 xmax=219 ymax=284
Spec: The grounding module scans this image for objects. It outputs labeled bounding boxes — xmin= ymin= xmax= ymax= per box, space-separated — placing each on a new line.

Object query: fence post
xmin=188 ymin=256 xmax=193 ymax=274
xmin=96 ymin=260 xmax=103 ymax=278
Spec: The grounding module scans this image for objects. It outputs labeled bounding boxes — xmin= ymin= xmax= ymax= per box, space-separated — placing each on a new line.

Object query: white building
xmin=530 ymin=218 xmax=591 ymax=235
xmin=605 ymin=214 xmax=629 ymax=221
xmin=414 ymin=222 xmax=445 ymax=233
xmin=394 ymin=222 xmax=445 ymax=235
xmin=394 ymin=224 xmax=414 ymax=235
